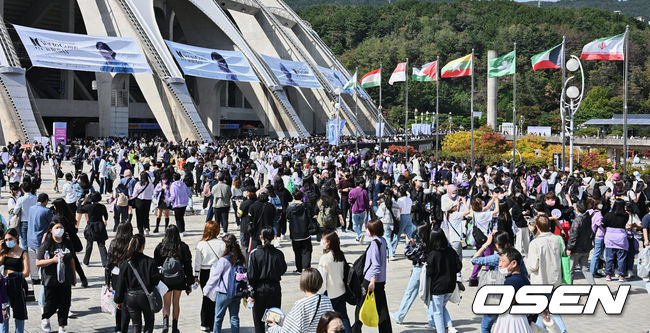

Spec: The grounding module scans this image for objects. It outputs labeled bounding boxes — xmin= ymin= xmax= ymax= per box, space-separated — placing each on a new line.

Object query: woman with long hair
xmin=426 ymin=228 xmax=462 ymax=333
xmin=115 ymin=234 xmax=160 ymax=333
xmin=75 ymin=173 xmax=94 ymax=224
xmin=318 ymin=232 xmax=350 ymax=332
xmin=153 ymin=173 xmax=172 ymax=233
xmin=194 ymin=221 xmax=224 ymax=331
xmin=203 ymin=233 xmax=245 ymax=333
xmin=375 ymin=189 xmax=400 ymax=260
xmin=0 ymin=228 xmax=30 ymax=333
xmin=154 ymin=225 xmax=193 ymax=333
xmin=106 ymin=223 xmax=134 ymax=333
xmin=51 ymin=198 xmax=87 ymax=288
xmin=603 ymin=199 xmax=630 ymax=282
xmin=131 ymin=172 xmax=155 ymax=235
xmin=79 ymin=192 xmax=109 ymax=266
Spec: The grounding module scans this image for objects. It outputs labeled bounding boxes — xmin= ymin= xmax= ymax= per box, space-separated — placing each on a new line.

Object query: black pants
xmin=42 ymin=285 xmax=71 ymax=327
xmin=352 ymin=280 xmax=391 ymax=333
xmin=67 ymin=203 xmax=77 ymax=214
xmin=199 ymin=269 xmax=215 ymax=329
xmin=277 ymin=210 xmax=286 ymax=236
xmin=111 ymin=273 xmax=130 ymax=332
xmin=114 ymin=206 xmax=129 ymax=231
xmin=125 ymin=290 xmax=154 ymax=333
xmin=134 ymin=199 xmax=152 ymax=234
xmin=341 ymin=199 xmax=352 ymax=228
xmin=72 ymin=254 xmax=86 ymax=282
xmin=291 ymin=239 xmax=312 ymax=272
xmin=252 ymin=289 xmax=281 ymax=333
xmin=214 ymin=206 xmax=229 ymax=233
xmin=105 ymin=178 xmax=114 ymax=193
xmin=84 ymin=239 xmax=108 ymax=267
xmin=173 ymin=206 xmax=187 ymax=232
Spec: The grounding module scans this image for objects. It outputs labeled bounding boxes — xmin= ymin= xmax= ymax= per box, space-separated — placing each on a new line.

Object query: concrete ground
xmin=0 ymin=164 xmax=648 ymax=332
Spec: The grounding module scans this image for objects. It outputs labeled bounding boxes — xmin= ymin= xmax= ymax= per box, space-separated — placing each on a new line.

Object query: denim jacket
xmin=471 ymin=252 xmax=529 ymax=279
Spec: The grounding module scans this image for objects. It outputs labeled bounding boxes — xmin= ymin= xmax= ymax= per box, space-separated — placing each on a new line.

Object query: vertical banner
xmin=375 ymin=122 xmax=385 ymax=137
xmin=327 ymin=119 xmax=346 ymax=145
xmin=53 ymin=122 xmax=67 ymax=145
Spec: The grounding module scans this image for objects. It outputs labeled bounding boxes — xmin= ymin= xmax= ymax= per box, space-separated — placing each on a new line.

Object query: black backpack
xmin=161 ymin=257 xmax=185 ymax=287
xmin=345 ymin=239 xmax=381 ymax=305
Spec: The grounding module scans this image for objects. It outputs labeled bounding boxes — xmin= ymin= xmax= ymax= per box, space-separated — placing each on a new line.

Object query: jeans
xmin=605 ymin=247 xmax=627 ymax=276
xmin=0 ymin=319 xmax=24 ymax=333
xmin=213 ymin=293 xmax=240 ymax=333
xmin=570 ymin=252 xmax=595 ymax=284
xmin=481 ymin=314 xmax=497 ymax=333
xmin=590 ymin=238 xmax=605 ymax=275
xmin=330 ymin=295 xmax=351 ymax=333
xmin=383 ymin=225 xmax=395 ymax=258
xmin=214 ymin=206 xmax=229 ymax=233
xmin=19 ymin=222 xmax=28 ymax=251
xmin=390 ymin=214 xmax=416 ymax=255
xmin=352 ymin=213 xmax=366 ymax=239
xmin=393 ymin=265 xmax=422 ymax=323
xmin=113 ymin=206 xmax=129 ymax=231
xmin=428 ymin=293 xmax=453 ymax=332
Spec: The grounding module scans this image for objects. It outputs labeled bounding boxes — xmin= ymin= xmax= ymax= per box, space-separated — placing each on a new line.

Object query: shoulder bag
xmin=127 ymin=261 xmax=162 ymax=313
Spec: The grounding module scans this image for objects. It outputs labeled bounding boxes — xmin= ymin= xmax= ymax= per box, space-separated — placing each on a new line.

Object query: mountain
xmin=525 ymin=0 xmax=650 ymax=22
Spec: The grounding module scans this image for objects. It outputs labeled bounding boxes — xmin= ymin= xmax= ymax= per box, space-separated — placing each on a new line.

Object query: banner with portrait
xmin=262 ymin=55 xmax=322 ymax=89
xmin=317 ymin=66 xmax=353 ymax=94
xmin=13 ymin=25 xmax=151 ymax=74
xmin=165 ymin=41 xmax=259 ymax=82
xmin=327 ymin=119 xmax=346 ymax=146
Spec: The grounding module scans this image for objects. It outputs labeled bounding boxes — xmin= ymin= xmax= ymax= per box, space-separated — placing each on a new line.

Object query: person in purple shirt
xmin=352 ymin=219 xmax=391 ymax=333
xmin=168 ymin=173 xmax=191 ymax=235
xmin=348 ymin=179 xmax=369 ymax=243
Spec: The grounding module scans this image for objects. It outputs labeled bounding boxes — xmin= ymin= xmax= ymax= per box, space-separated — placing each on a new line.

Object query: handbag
xmin=558 ymin=236 xmax=572 ymax=285
xmin=417 ymin=263 xmax=430 ymax=306
xmin=8 ymin=205 xmax=20 ymax=229
xmin=359 ymin=291 xmax=379 ymax=327
xmin=101 ymin=285 xmax=117 ymax=316
xmin=128 ymin=261 xmax=163 ymax=313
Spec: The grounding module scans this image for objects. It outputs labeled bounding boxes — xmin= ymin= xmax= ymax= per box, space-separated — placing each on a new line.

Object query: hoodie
xmin=286 ymin=201 xmax=311 ymax=241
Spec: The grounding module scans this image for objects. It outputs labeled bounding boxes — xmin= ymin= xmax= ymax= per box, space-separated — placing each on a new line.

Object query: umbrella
xmin=20 ymin=144 xmax=34 ymax=149
xmin=295 ymin=144 xmax=309 ymax=150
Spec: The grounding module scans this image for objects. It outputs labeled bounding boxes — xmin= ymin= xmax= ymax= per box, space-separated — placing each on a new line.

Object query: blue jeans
xmin=390 ymin=214 xmax=416 ymax=255
xmin=428 ymin=293 xmax=452 ymax=331
xmin=213 ymin=293 xmax=240 ymax=333
xmin=605 ymin=247 xmax=627 ymax=276
xmin=0 ymin=318 xmax=24 ymax=333
xmin=19 ymin=222 xmax=28 ymax=251
xmin=330 ymin=295 xmax=351 ymax=333
xmin=352 ymin=213 xmax=366 ymax=239
xmin=205 ymin=197 xmax=214 ymax=222
xmin=481 ymin=314 xmax=497 ymax=333
xmin=383 ymin=225 xmax=395 ymax=258
xmin=393 ymin=265 xmax=422 ymax=323
xmin=590 ymin=238 xmax=605 ymax=275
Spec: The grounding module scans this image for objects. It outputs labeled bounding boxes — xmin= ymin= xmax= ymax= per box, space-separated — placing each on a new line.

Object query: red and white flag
xmin=388 ymin=62 xmax=407 ymax=85
xmin=580 ymin=33 xmax=625 ymax=61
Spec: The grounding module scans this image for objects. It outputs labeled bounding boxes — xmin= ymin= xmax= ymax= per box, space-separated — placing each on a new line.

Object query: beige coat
xmin=525 ymin=232 xmax=564 ymax=286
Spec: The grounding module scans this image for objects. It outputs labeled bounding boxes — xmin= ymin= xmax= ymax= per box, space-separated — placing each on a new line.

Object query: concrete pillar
xmin=97 ymin=73 xmax=129 ymax=137
xmin=487 ymin=50 xmax=498 ymax=131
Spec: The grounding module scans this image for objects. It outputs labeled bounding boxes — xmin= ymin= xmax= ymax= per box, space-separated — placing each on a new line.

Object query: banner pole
xmin=623 ymin=25 xmax=629 ymax=176
xmin=512 ymin=42 xmax=517 ymax=168
xmin=561 ymin=35 xmax=566 ymax=170
xmin=405 ymin=59 xmax=409 ymax=158
xmin=435 ymin=55 xmax=440 ymax=162
xmin=470 ymin=49 xmax=475 ymax=169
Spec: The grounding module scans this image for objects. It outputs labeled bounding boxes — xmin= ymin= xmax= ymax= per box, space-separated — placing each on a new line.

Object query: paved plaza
xmin=0 ymin=165 xmax=648 ymax=333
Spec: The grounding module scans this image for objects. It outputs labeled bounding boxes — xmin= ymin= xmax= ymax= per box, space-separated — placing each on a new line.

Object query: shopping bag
xmin=359 ymin=291 xmax=379 ymax=327
xmin=558 ymin=236 xmax=572 ymax=285
xmin=101 ymin=286 xmax=117 ymax=316
xmin=449 ymin=283 xmax=462 ymax=304
xmin=417 ymin=264 xmax=430 ymax=306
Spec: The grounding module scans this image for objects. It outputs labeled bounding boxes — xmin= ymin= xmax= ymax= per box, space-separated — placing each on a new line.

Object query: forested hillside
xmin=297 ymin=0 xmax=650 ymax=134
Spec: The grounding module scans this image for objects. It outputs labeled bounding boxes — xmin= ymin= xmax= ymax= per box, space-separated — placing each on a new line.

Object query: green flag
xmin=488 ymin=50 xmax=516 ymax=78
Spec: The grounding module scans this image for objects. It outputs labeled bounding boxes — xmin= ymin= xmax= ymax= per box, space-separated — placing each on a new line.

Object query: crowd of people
xmin=0 ymin=136 xmax=648 ymax=333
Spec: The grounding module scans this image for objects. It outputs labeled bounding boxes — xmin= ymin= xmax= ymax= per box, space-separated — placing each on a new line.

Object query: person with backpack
xmin=247 ymin=228 xmax=287 ymax=333
xmin=566 ymin=201 xmax=595 ymax=284
xmin=154 ymin=225 xmax=193 ymax=333
xmin=247 ymin=193 xmax=277 ymax=252
xmin=317 ymin=232 xmax=350 ymax=332
xmin=351 ymin=219 xmax=391 ymax=333
xmin=375 ymin=190 xmax=400 ymax=260
xmin=202 ymin=233 xmax=246 ymax=333
xmin=194 ymin=221 xmax=225 ymax=332
xmin=112 ymin=183 xmax=130 ymax=232
xmin=106 ymin=222 xmax=134 ymax=333
xmin=114 ymin=234 xmax=160 ymax=333
xmin=315 ymin=190 xmax=344 ymax=241
xmin=286 ymin=191 xmax=313 ymax=273
xmin=467 ymin=195 xmax=500 ymax=286
xmin=348 ymin=179 xmax=369 ymax=244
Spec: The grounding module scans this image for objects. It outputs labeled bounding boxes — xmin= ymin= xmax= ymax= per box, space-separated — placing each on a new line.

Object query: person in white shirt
xmin=317 ymin=232 xmax=350 ymax=332
xmin=443 ymin=200 xmax=467 ymax=281
xmin=392 ymin=187 xmax=416 ymax=257
xmin=194 ymin=221 xmax=225 ymax=332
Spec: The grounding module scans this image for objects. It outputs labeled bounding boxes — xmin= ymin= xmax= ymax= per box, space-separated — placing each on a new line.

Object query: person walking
xmin=603 ymin=199 xmax=629 ymax=282
xmin=375 ymin=190 xmax=400 ymax=260
xmin=588 ymin=198 xmax=605 ymax=277
xmin=566 ymin=201 xmax=596 ymax=284
xmin=286 ymin=191 xmax=313 ymax=273
xmin=0 ymin=228 xmax=30 ymax=333
xmin=426 ymin=228 xmax=462 ymax=333
xmin=153 ymin=174 xmax=172 ymax=233
xmin=352 ymin=219 xmax=391 ymax=333
xmin=131 ymin=172 xmax=155 ymax=236
xmin=27 ymin=193 xmax=52 ymax=285
xmin=106 ymin=222 xmax=134 ymax=333
xmin=247 ymin=228 xmax=287 ymax=333
xmin=114 ymin=234 xmax=160 ymax=333
xmin=51 ymin=199 xmax=87 ymax=288
xmin=168 ymin=173 xmax=191 ymax=236
xmin=211 ymin=174 xmax=232 ymax=233
xmin=154 ymin=225 xmax=193 ymax=333
xmin=315 ymin=191 xmax=344 ymax=240
xmin=202 ymin=233 xmax=245 ymax=333
xmin=13 ymin=183 xmax=36 ymax=252
xmin=317 ymin=232 xmax=350 ymax=332
xmin=194 ymin=221 xmax=224 ymax=332
xmin=79 ymin=192 xmax=109 ymax=267
xmin=348 ymin=179 xmax=369 ymax=244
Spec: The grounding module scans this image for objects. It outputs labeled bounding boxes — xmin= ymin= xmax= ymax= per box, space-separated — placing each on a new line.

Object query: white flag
xmin=388 ymin=62 xmax=406 ymax=85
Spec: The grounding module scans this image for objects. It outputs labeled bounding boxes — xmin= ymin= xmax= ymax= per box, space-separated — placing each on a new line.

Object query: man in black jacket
xmin=566 ymin=201 xmax=595 ymax=284
xmin=285 ymin=191 xmax=312 ymax=272
xmin=409 ymin=176 xmax=429 ymax=225
xmin=247 ymin=192 xmax=277 ymax=251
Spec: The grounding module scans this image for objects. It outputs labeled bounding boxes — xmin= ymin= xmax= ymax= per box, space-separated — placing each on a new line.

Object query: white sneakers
xmin=41 ymin=319 xmax=50 ymax=332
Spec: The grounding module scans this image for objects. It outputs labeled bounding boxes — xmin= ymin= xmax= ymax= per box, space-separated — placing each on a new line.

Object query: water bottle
xmin=44 ymin=251 xmax=50 ymax=260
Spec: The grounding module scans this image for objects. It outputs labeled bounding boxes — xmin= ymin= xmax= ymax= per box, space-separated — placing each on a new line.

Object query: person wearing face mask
xmin=540 ymin=192 xmax=566 ymax=237
xmin=194 ymin=221 xmax=225 ymax=331
xmin=0 ymin=228 xmax=30 ymax=333
xmin=441 ymin=184 xmax=459 ymax=215
xmin=286 ymin=191 xmax=313 ymax=273
xmin=36 ymin=220 xmax=76 ymax=333
xmin=317 ymin=232 xmax=350 ymax=332
xmin=202 ymin=233 xmax=245 ymax=333
xmin=566 ymin=201 xmax=596 ymax=285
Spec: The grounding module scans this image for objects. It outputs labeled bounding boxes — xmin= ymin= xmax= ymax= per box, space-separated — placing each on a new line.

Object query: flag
xmin=488 ymin=50 xmax=516 ymax=78
xmin=441 ymin=54 xmax=472 ymax=78
xmin=344 ymin=71 xmax=357 ymax=90
xmin=412 ymin=61 xmax=438 ymax=82
xmin=531 ymin=44 xmax=562 ymax=71
xmin=388 ymin=62 xmax=407 ymax=85
xmin=361 ymin=68 xmax=381 ymax=88
xmin=327 ymin=119 xmax=346 ymax=145
xmin=580 ymin=33 xmax=625 ymax=61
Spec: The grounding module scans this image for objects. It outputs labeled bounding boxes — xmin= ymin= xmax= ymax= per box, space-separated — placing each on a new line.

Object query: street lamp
xmin=449 ymin=112 xmax=452 ymax=132
xmin=560 ymin=55 xmax=585 ymax=173
xmin=519 ymin=115 xmax=525 ymax=136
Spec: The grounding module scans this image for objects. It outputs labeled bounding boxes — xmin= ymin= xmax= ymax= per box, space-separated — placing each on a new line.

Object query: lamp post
xmin=560 ymin=55 xmax=585 ymax=173
xmin=448 ymin=112 xmax=452 ymax=132
xmin=519 ymin=115 xmax=524 ymax=137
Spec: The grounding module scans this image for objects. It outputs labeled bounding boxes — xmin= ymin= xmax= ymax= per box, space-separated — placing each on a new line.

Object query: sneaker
xmin=605 ymin=275 xmax=612 ymax=281
xmin=468 ymin=279 xmax=479 ymax=287
xmin=644 ymin=277 xmax=650 ymax=282
xmin=181 ymin=232 xmax=187 ymax=237
xmin=273 ymin=238 xmax=281 ymax=248
xmin=447 ymin=327 xmax=458 ymax=333
xmin=359 ymin=234 xmax=365 ymax=245
xmin=389 ymin=256 xmax=396 ymax=261
xmin=200 ymin=326 xmax=209 ymax=332
xmin=626 ymin=270 xmax=635 ymax=279
xmin=68 ymin=310 xmax=76 ymax=318
xmin=618 ymin=276 xmax=626 ymax=282
xmin=390 ymin=312 xmax=403 ymax=325
xmin=58 ymin=328 xmax=65 ymax=333
xmin=41 ymin=319 xmax=51 ymax=332
xmin=145 ymin=229 xmax=150 ymax=236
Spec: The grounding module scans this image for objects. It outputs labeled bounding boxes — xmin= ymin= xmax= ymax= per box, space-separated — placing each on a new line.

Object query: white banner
xmin=14 ymin=25 xmax=151 ymax=74
xmin=318 ymin=66 xmax=353 ymax=94
xmin=262 ymin=55 xmax=322 ymax=89
xmin=527 ymin=126 xmax=551 ymax=137
xmin=165 ymin=41 xmax=259 ymax=82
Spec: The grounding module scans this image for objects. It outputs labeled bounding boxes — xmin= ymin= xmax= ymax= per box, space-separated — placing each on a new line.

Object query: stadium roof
xmin=582 ymin=114 xmax=650 ymax=126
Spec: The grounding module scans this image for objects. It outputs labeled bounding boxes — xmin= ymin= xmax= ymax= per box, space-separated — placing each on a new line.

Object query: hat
xmin=633 ymin=171 xmax=641 ymax=179
xmin=413 ymin=176 xmax=424 ymax=182
xmin=612 ymin=173 xmax=621 ymax=181
xmin=597 ymin=167 xmax=604 ymax=174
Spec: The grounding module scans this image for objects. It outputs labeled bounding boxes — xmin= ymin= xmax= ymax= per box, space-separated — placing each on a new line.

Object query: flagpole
xmin=512 ymin=42 xmax=517 ymax=168
xmin=623 ymin=25 xmax=630 ymax=176
xmin=355 ymin=66 xmax=359 ymax=151
xmin=470 ymin=49 xmax=475 ymax=169
xmin=379 ymin=63 xmax=383 ymax=156
xmin=435 ymin=55 xmax=440 ymax=162
xmin=405 ymin=58 xmax=409 ymax=158
xmin=556 ymin=36 xmax=566 ymax=172
xmin=336 ymin=89 xmax=341 ymax=146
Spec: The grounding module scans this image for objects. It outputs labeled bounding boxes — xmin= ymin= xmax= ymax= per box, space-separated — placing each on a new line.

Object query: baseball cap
xmin=597 ymin=167 xmax=604 ymax=174
xmin=413 ymin=176 xmax=424 ymax=182
xmin=633 ymin=171 xmax=641 ymax=180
